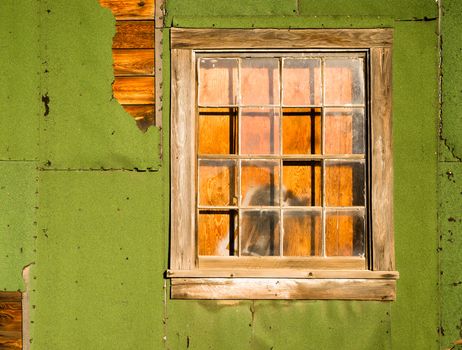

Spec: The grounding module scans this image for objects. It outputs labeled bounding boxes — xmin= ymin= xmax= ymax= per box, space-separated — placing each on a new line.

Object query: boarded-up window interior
xmin=99 ymin=0 xmax=156 ymax=131
xmin=197 ymin=53 xmax=367 ymax=260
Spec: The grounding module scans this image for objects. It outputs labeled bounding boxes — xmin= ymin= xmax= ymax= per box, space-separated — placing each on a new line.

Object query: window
xmin=169 ymin=29 xmax=397 ymax=300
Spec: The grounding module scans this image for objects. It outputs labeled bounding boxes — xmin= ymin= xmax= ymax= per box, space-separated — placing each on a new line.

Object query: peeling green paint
xmin=39 ymin=0 xmax=162 ymax=171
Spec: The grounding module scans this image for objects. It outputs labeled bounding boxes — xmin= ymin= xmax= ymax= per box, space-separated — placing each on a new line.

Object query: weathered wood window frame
xmin=168 ymin=28 xmax=397 ymax=300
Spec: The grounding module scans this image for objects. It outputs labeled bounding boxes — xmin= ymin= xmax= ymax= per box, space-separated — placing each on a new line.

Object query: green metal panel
xmin=0 ymin=162 xmax=37 ymax=290
xmin=439 ymin=164 xmax=462 ymax=347
xmin=171 ymin=15 xmax=395 ymax=29
xmin=298 ymin=0 xmax=437 ymax=19
xmin=390 ymin=21 xmax=440 ymax=350
xmin=0 ymin=2 xmax=40 ymax=161
xmin=38 ymin=0 xmax=161 ymax=171
xmin=32 ymin=171 xmax=166 ymax=349
xmin=166 ymin=0 xmax=298 ymax=25
xmin=440 ymin=0 xmax=462 ymax=161
xmin=252 ymin=301 xmax=391 ymax=349
xmin=166 ymin=300 xmax=253 ymax=349
xmin=439 ymin=0 xmax=462 ymax=347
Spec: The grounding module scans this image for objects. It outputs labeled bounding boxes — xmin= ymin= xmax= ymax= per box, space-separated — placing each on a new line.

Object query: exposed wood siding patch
xmin=99 ymin=0 xmax=155 ymax=20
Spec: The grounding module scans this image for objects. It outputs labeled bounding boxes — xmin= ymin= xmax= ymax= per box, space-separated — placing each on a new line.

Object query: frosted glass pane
xmin=241 ymin=108 xmax=280 ymax=155
xmin=241 ymin=58 xmax=280 ymax=105
xmin=325 ymin=108 xmax=365 ymax=154
xmin=199 ymin=58 xmax=238 ymax=106
xmin=324 ymin=58 xmax=365 ymax=105
xmin=241 ymin=210 xmax=280 ymax=256
xmin=283 ymin=59 xmax=321 ymax=106
xmin=241 ymin=161 xmax=280 ymax=207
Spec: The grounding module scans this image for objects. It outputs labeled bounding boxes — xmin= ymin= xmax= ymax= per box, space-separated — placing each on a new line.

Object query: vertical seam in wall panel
xmin=437 ymin=0 xmax=443 ymax=346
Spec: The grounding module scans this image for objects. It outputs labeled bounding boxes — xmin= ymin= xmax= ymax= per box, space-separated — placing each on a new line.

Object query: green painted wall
xmin=439 ymin=0 xmax=462 ymax=348
xmin=1 ymin=0 xmax=458 ymax=349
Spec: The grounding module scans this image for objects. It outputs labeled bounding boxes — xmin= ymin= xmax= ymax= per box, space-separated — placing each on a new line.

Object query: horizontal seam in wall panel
xmin=0 ymin=159 xmax=38 ymax=163
xmin=38 ymin=168 xmax=160 ymax=172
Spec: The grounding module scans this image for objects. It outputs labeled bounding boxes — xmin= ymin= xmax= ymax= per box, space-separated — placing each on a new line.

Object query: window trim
xmin=169 ymin=28 xmax=397 ymax=300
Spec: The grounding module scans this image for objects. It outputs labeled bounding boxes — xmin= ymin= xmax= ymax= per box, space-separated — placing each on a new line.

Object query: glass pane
xmin=241 ymin=210 xmax=280 ymax=256
xmin=325 ymin=161 xmax=365 ymax=207
xmin=283 ymin=59 xmax=321 ymax=106
xmin=241 ymin=108 xmax=280 ymax=155
xmin=198 ymin=108 xmax=237 ymax=155
xmin=241 ymin=58 xmax=280 ymax=105
xmin=283 ymin=210 xmax=322 ymax=256
xmin=282 ymin=108 xmax=321 ymax=154
xmin=325 ymin=108 xmax=365 ymax=154
xmin=324 ymin=58 xmax=365 ymax=105
xmin=198 ymin=211 xmax=237 ymax=256
xmin=283 ymin=161 xmax=322 ymax=206
xmin=198 ymin=58 xmax=238 ymax=106
xmin=325 ymin=209 xmax=365 ymax=256
xmin=199 ymin=160 xmax=237 ymax=206
xmin=241 ymin=161 xmax=279 ymax=207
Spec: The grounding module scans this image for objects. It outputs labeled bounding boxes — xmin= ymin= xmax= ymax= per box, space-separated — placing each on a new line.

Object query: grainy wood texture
xmin=0 ymin=293 xmax=21 ymax=303
xmin=371 ymin=46 xmax=394 ymax=271
xmin=171 ymin=278 xmax=396 ymax=300
xmin=113 ymin=49 xmax=154 ymax=76
xmin=113 ymin=21 xmax=155 ymax=49
xmin=113 ymin=77 xmax=154 ymax=104
xmin=171 ymin=28 xmax=393 ymax=49
xmin=122 ymin=105 xmax=155 ymax=132
xmin=99 ymin=0 xmax=154 ymax=19
xmin=0 ymin=293 xmax=22 ymax=350
xmin=170 ymin=49 xmax=196 ymax=270
xmin=198 ymin=256 xmax=366 ymax=270
xmin=167 ymin=269 xmax=399 ymax=279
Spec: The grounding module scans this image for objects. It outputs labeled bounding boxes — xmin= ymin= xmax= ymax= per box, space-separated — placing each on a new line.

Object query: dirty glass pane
xmin=282 ymin=108 xmax=321 ymax=154
xmin=283 ymin=210 xmax=322 ymax=256
xmin=325 ymin=209 xmax=365 ymax=256
xmin=324 ymin=108 xmax=365 ymax=155
xmin=241 ymin=58 xmax=280 ymax=106
xmin=283 ymin=161 xmax=322 ymax=206
xmin=198 ymin=108 xmax=237 ymax=155
xmin=325 ymin=161 xmax=365 ymax=207
xmin=198 ymin=160 xmax=237 ymax=206
xmin=241 ymin=210 xmax=280 ymax=256
xmin=198 ymin=210 xmax=237 ymax=256
xmin=241 ymin=108 xmax=280 ymax=155
xmin=241 ymin=160 xmax=279 ymax=207
xmin=324 ymin=58 xmax=365 ymax=105
xmin=198 ymin=58 xmax=238 ymax=106
xmin=282 ymin=59 xmax=321 ymax=106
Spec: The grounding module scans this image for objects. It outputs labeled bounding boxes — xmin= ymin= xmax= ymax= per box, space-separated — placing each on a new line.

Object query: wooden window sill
xmin=168 ymin=275 xmax=398 ymax=300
